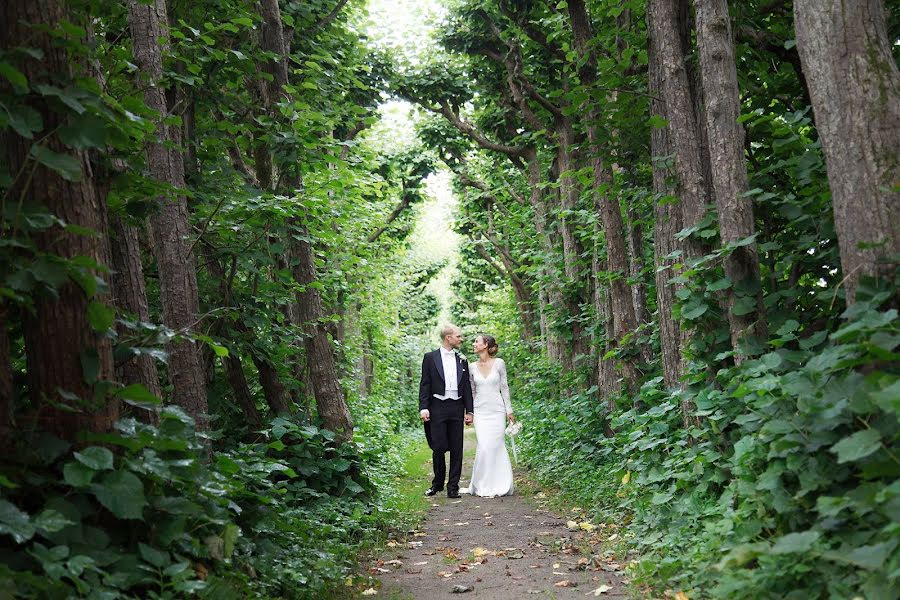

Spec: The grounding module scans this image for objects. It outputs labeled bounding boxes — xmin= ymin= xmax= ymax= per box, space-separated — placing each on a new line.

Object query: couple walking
xmin=419 ymin=324 xmax=516 ymax=499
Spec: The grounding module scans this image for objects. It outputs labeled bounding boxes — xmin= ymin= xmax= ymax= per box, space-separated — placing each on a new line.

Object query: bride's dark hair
xmin=479 ymin=334 xmax=499 ymax=357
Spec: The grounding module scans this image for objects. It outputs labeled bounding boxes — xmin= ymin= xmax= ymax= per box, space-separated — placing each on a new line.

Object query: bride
xmin=461 ymin=334 xmax=515 ymax=497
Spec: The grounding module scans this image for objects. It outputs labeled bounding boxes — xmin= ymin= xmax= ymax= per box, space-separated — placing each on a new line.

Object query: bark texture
xmin=294 ymin=230 xmax=353 ymax=441
xmin=794 ymin=0 xmax=900 ymax=303
xmin=695 ymin=0 xmax=767 ymax=360
xmin=128 ymin=0 xmax=208 ymax=427
xmin=109 ymin=216 xmax=163 ymax=402
xmin=222 ymin=353 xmax=263 ymax=430
xmin=1 ymin=0 xmax=119 ymax=439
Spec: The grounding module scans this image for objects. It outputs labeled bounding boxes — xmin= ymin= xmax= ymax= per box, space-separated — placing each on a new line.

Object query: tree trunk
xmin=222 ymin=353 xmax=263 ymax=430
xmin=649 ymin=32 xmax=687 ymax=392
xmin=1 ymin=0 xmax=119 ymax=440
xmin=109 ymin=216 xmax=163 ymax=402
xmin=695 ymin=0 xmax=767 ymax=361
xmin=794 ymin=0 xmax=900 ymax=304
xmin=626 ymin=208 xmax=652 ymax=330
xmin=128 ymin=0 xmax=208 ymax=427
xmin=293 ymin=228 xmax=353 ymax=441
xmin=568 ymin=0 xmax=638 ymax=386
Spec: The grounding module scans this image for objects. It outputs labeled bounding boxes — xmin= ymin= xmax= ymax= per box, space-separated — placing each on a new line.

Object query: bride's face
xmin=472 ymin=336 xmax=487 ymax=353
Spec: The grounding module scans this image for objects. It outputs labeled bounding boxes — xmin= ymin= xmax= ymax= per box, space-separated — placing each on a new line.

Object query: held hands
xmin=507 ymin=413 xmax=515 ymax=425
xmin=420 ymin=409 xmax=430 ymax=422
xmin=464 ymin=412 xmax=474 ymax=425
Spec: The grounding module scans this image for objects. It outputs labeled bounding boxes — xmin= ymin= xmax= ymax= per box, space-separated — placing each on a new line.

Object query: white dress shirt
xmin=435 ymin=347 xmax=460 ymax=400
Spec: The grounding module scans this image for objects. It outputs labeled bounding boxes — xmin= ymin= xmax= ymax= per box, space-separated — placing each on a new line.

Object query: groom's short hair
xmin=439 ymin=324 xmax=459 ymax=340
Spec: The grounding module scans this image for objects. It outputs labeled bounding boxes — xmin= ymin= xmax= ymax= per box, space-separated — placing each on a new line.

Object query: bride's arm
xmin=499 ymin=359 xmax=512 ymax=415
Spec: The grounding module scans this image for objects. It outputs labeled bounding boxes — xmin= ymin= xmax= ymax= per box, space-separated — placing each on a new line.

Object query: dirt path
xmin=368 ymin=429 xmax=629 ymax=599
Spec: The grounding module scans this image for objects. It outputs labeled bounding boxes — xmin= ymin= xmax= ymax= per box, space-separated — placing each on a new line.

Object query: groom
xmin=419 ymin=324 xmax=474 ymax=498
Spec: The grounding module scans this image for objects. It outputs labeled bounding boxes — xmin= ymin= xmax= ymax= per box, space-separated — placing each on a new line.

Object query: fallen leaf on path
xmin=535 ymin=492 xmax=547 ymax=498
xmin=472 ymin=547 xmax=491 ymax=558
xmin=437 ymin=571 xmax=453 ymax=578
xmin=554 ymin=571 xmax=568 ymax=575
xmin=361 ymin=588 xmax=377 ymax=595
xmin=504 ymin=548 xmax=526 ymax=559
xmin=674 ymin=593 xmax=689 ymax=600
xmin=555 ymin=580 xmax=577 ymax=587
xmin=607 ymin=534 xmax=618 ymax=541
xmin=451 ymin=585 xmax=473 ymax=593
xmin=567 ymin=520 xmax=579 ymax=530
xmin=527 ymin=590 xmax=542 ymax=594
xmin=454 ymin=522 xmax=469 ymax=526
xmin=580 ymin=522 xmax=596 ymax=532
xmin=553 ymin=563 xmax=561 ymax=569
xmin=386 ymin=541 xmax=397 ymax=548
xmin=588 ymin=584 xmax=612 ymax=596
xmin=384 ymin=560 xmax=403 ymax=567
xmin=414 ymin=561 xmax=429 ymax=566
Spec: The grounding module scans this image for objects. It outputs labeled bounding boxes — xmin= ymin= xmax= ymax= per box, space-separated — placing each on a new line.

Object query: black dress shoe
xmin=447 ymin=491 xmax=461 ymax=499
xmin=424 ymin=487 xmax=443 ymax=497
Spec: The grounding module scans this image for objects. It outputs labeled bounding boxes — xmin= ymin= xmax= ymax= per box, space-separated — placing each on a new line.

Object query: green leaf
xmin=7 ymin=105 xmax=43 ymax=138
xmin=138 ymin=542 xmax=169 ymax=568
xmin=63 ymin=461 xmax=96 ymax=487
xmin=116 ymin=384 xmax=161 ymax=405
xmin=0 ymin=499 xmax=35 ymax=543
xmin=871 ymin=379 xmax=900 ymax=415
xmin=825 ymin=540 xmax=899 ymax=570
xmin=707 ymin=277 xmax=731 ymax=292
xmin=58 ymin=114 xmax=107 ymax=149
xmin=731 ymin=296 xmax=757 ymax=316
xmin=682 ymin=303 xmax=708 ymax=320
xmin=647 ymin=114 xmax=668 ymax=129
xmin=90 ymin=470 xmax=146 ymax=519
xmin=831 ymin=428 xmax=883 ymax=463
xmin=30 ymin=145 xmax=82 ymax=182
xmin=0 ymin=61 xmax=27 ymax=90
xmin=769 ymin=531 xmax=820 ymax=554
xmin=81 ymin=349 xmax=100 ymax=385
xmin=74 ymin=446 xmax=114 ymax=471
xmin=223 ymin=523 xmax=239 ymax=558
xmin=87 ymin=301 xmax=115 ymax=332
xmin=33 ymin=510 xmax=74 ymax=534
xmin=776 ymin=320 xmax=800 ymax=336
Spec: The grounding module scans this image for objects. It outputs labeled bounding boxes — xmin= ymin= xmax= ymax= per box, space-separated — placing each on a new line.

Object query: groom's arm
xmin=419 ymin=354 xmax=431 ymax=412
xmin=462 ymin=364 xmax=474 ymax=415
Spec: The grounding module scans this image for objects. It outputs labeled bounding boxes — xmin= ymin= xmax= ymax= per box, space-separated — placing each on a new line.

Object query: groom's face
xmin=445 ymin=330 xmax=463 ymax=349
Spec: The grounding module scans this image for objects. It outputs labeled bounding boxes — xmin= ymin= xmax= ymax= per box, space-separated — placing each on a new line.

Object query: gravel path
xmin=367 ymin=429 xmax=629 ymax=599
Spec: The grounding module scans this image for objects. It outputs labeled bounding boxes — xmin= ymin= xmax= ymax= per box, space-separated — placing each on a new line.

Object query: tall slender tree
xmin=128 ymin=0 xmax=208 ymax=426
xmin=695 ymin=0 xmax=767 ymax=360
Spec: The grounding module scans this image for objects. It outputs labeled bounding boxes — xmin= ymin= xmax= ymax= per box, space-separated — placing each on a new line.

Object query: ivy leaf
xmin=116 ymin=384 xmax=161 ymax=405
xmin=33 ymin=509 xmax=74 ymax=534
xmin=769 ymin=531 xmax=820 ymax=554
xmin=58 ymin=115 xmax=107 ymax=149
xmin=824 ymin=540 xmax=899 ymax=570
xmin=0 ymin=61 xmax=28 ymax=90
xmin=0 ymin=499 xmax=35 ymax=543
xmin=138 ymin=542 xmax=169 ymax=568
xmin=30 ymin=145 xmax=83 ymax=182
xmin=87 ymin=301 xmax=115 ymax=332
xmin=831 ymin=429 xmax=882 ymax=463
xmin=91 ymin=470 xmax=146 ymax=519
xmin=81 ymin=349 xmax=100 ymax=385
xmin=7 ymin=105 xmax=43 ymax=139
xmin=682 ymin=303 xmax=708 ymax=320
xmin=74 ymin=446 xmax=114 ymax=471
xmin=63 ymin=461 xmax=96 ymax=487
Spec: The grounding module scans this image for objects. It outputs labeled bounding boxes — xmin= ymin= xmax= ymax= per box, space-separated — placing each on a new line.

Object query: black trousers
xmin=424 ymin=401 xmax=464 ymax=492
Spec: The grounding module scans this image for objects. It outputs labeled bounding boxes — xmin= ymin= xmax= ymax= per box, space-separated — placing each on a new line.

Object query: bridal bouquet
xmin=505 ymin=420 xmax=522 ymax=464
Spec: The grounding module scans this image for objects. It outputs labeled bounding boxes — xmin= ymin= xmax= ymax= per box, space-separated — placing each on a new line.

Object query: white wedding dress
xmin=461 ymin=358 xmax=514 ymax=497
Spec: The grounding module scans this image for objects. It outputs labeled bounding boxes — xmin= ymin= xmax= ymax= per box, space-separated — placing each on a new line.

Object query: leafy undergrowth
xmin=0 ymin=414 xmax=430 ymax=599
xmin=515 ymin=296 xmax=899 ymax=599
